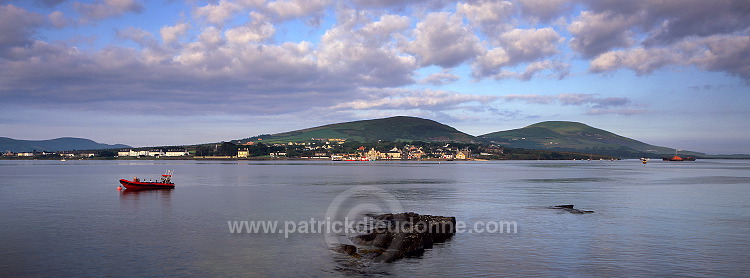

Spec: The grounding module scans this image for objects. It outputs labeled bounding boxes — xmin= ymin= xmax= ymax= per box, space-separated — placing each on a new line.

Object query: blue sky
xmin=1 ymin=0 xmax=748 ymax=154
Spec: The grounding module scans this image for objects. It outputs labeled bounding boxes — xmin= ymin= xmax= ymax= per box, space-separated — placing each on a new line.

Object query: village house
xmin=57 ymin=151 xmax=95 ymax=158
xmin=148 ymin=149 xmax=165 ymax=157
xmin=455 ymin=149 xmax=471 ymax=160
xmin=164 ymin=149 xmax=189 ymax=157
xmin=118 ymin=149 xmax=135 ymax=157
xmin=270 ymin=152 xmax=287 ymax=158
xmin=117 ymin=149 xmax=165 ymax=157
xmin=327 ymin=138 xmax=346 ymax=144
xmin=366 ymin=148 xmax=380 ymax=161
xmin=237 ymin=148 xmax=249 ymax=158
xmin=405 ymin=145 xmax=425 ymax=160
xmin=59 ymin=151 xmax=76 ymax=157
xmin=480 ymin=145 xmax=505 ymax=155
xmin=431 ymin=148 xmax=447 ymax=159
xmin=381 ymin=147 xmax=402 ymax=160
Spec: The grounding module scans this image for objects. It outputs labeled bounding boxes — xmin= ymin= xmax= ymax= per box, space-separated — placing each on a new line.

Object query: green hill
xmin=240 ymin=116 xmax=478 ymax=143
xmin=0 ymin=137 xmax=131 ymax=152
xmin=479 ymin=121 xmax=703 ymax=158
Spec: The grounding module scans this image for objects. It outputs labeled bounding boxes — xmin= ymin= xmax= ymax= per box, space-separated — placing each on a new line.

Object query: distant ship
xmin=662 ymin=155 xmax=696 ymax=161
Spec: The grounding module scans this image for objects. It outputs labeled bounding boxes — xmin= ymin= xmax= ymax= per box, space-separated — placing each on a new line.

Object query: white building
xmin=118 ymin=149 xmax=167 ymax=157
xmin=147 ymin=149 xmax=165 ymax=157
xmin=165 ymin=149 xmax=189 ymax=157
xmin=270 ymin=152 xmax=287 ymax=158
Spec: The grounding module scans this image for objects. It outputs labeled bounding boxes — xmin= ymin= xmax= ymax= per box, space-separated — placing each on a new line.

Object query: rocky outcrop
xmin=549 ymin=204 xmax=594 ymax=214
xmin=333 ymin=212 xmax=456 ymax=263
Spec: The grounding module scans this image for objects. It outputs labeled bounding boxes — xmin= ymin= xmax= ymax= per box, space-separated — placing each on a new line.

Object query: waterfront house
xmin=366 ymin=148 xmax=380 ymax=161
xmin=165 ymin=149 xmax=189 ymax=157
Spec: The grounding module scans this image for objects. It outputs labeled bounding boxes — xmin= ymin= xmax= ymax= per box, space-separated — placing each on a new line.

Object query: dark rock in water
xmin=346 ymin=212 xmax=456 ymax=263
xmin=331 ymin=244 xmax=358 ymax=256
xmin=550 ymin=205 xmax=594 ymax=214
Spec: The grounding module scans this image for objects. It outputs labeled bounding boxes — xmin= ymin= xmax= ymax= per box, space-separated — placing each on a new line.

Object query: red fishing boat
xmin=662 ymin=155 xmax=696 ymax=161
xmin=119 ymin=170 xmax=175 ymax=189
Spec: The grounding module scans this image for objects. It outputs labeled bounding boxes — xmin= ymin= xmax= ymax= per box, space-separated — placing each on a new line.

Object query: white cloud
xmin=518 ymin=0 xmax=572 ymax=23
xmin=48 ymin=11 xmax=70 ymax=28
xmin=0 ymin=5 xmax=44 ymax=57
xmin=329 ymin=89 xmax=497 ymax=111
xmin=503 ymin=93 xmax=631 ymax=108
xmin=349 ymin=0 xmax=452 ymax=11
xmin=0 ymin=4 xmax=45 ymax=55
xmin=686 ymin=35 xmax=750 ymax=82
xmin=568 ymin=10 xmax=641 ymax=58
xmin=590 ymin=48 xmax=680 ymax=75
xmin=74 ymin=0 xmax=144 ymax=22
xmin=422 ymin=72 xmax=460 ymax=85
xmin=198 ymin=26 xmax=224 ymax=46
xmin=493 ymin=60 xmax=569 ymax=80
xmin=117 ymin=27 xmax=156 ymax=46
xmin=580 ymin=0 xmax=750 ymax=46
xmin=403 ymin=12 xmax=483 ymax=68
xmin=586 ymin=108 xmax=649 ymax=115
xmin=225 ymin=15 xmax=275 ymax=44
xmin=473 ymin=48 xmax=510 ymax=77
xmin=590 ymin=34 xmax=750 ymax=81
xmin=317 ymin=9 xmax=416 ymax=87
xmin=501 ymin=28 xmax=562 ymax=62
xmin=265 ymin=0 xmax=330 ymax=21
xmin=160 ymin=23 xmax=190 ymax=45
xmin=457 ymin=0 xmax=514 ymax=35
xmin=194 ymin=0 xmax=242 ymax=25
xmin=360 ymin=14 xmax=410 ymax=45
xmin=473 ymin=27 xmax=564 ymax=78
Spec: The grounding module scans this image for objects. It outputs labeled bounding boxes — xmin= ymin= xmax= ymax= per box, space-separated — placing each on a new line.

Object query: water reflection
xmin=119 ymin=188 xmax=173 ymax=210
xmin=120 ymin=188 xmax=173 ymax=197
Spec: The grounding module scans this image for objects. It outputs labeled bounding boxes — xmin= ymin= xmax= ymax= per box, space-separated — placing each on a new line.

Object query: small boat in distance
xmin=640 ymin=158 xmax=649 ymax=164
xmin=662 ymin=155 xmax=696 ymax=161
xmin=119 ymin=170 xmax=175 ymax=190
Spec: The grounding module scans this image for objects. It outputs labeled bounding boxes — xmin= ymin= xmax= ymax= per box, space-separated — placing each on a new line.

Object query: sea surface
xmin=1 ymin=159 xmax=749 ymax=277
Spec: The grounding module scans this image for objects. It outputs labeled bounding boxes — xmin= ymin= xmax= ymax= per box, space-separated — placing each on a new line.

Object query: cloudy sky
xmin=1 ymin=0 xmax=749 ymax=154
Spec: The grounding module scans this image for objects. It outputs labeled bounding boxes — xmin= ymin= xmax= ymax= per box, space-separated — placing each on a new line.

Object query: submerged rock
xmin=333 ymin=212 xmax=456 ymax=263
xmin=549 ymin=204 xmax=594 ymax=214
xmin=331 ymin=244 xmax=358 ymax=256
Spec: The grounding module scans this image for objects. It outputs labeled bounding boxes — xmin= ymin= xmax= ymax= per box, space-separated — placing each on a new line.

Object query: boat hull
xmin=119 ymin=179 xmax=175 ymax=189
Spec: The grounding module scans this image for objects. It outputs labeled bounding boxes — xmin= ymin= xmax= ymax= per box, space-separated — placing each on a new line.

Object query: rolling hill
xmin=0 ymin=137 xmax=131 ymax=152
xmin=239 ymin=116 xmax=478 ymax=143
xmin=479 ymin=121 xmax=702 ymax=158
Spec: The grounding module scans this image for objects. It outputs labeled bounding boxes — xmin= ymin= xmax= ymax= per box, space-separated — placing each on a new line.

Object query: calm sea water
xmin=1 ymin=159 xmax=749 ymax=277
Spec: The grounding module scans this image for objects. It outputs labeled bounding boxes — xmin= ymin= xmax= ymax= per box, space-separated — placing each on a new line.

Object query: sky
xmin=1 ymin=0 xmax=749 ymax=154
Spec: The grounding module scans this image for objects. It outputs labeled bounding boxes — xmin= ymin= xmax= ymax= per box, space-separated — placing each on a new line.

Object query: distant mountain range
xmin=5 ymin=116 xmax=709 ymax=158
xmin=0 ymin=137 xmax=131 ymax=152
xmin=239 ymin=116 xmax=703 ymax=158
